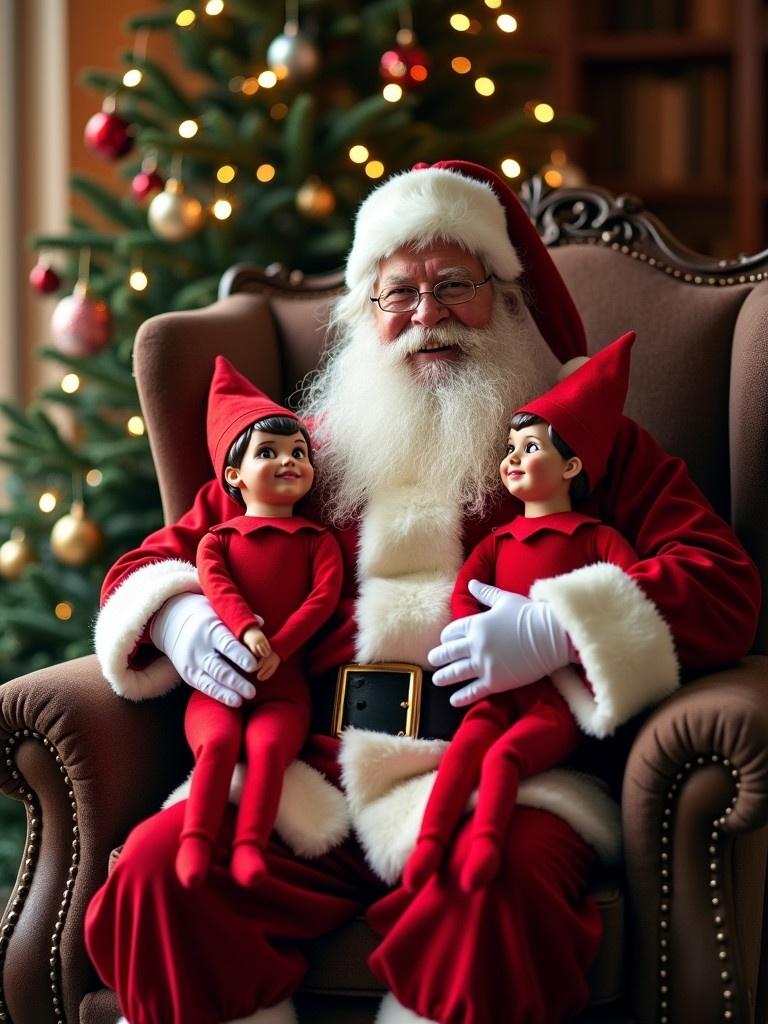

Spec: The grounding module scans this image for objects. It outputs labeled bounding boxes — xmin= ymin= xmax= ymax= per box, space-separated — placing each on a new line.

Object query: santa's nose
xmin=411 ymin=292 xmax=449 ymax=327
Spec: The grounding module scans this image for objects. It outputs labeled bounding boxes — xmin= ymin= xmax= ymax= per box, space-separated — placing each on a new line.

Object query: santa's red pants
xmin=84 ymin=774 xmax=602 ymax=1024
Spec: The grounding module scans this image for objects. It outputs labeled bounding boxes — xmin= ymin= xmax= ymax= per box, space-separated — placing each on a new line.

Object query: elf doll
xmin=405 ymin=331 xmax=640 ymax=894
xmin=177 ymin=355 xmax=343 ymax=890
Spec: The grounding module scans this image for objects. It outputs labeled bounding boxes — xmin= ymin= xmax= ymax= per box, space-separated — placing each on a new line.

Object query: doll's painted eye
xmin=525 ymin=441 xmax=540 ymax=454
xmin=256 ymin=447 xmax=276 ymax=459
xmin=292 ymin=448 xmax=307 ymax=460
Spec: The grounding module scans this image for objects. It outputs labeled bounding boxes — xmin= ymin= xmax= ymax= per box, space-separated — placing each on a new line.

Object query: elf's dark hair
xmin=509 ymin=412 xmax=590 ymax=504
xmin=224 ymin=415 xmax=313 ymax=507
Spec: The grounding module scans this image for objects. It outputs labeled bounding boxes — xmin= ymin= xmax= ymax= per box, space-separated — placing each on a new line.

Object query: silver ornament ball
xmin=267 ymin=24 xmax=320 ymax=79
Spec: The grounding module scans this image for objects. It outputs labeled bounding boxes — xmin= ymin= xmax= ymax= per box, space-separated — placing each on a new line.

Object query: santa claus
xmin=85 ymin=161 xmax=760 ymax=1024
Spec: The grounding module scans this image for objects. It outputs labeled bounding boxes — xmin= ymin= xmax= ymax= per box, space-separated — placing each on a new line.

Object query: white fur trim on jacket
xmin=532 ymin=561 xmax=680 ymax=738
xmin=339 ymin=729 xmax=621 ymax=885
xmin=162 ymin=759 xmax=349 ymax=859
xmin=376 ymin=993 xmax=438 ymax=1024
xmin=355 ymin=486 xmax=462 ymax=666
xmin=357 ymin=486 xmax=462 ymax=579
xmin=346 ymin=167 xmax=522 ymax=290
xmin=94 ymin=559 xmax=202 ymax=701
xmin=355 ymin=574 xmax=455 ymax=666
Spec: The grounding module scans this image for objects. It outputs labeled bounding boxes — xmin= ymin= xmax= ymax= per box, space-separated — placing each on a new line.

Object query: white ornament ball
xmin=148 ymin=179 xmax=205 ymax=241
xmin=267 ymin=24 xmax=320 ymax=80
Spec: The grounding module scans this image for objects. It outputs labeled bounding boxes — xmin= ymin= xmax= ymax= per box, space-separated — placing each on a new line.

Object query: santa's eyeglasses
xmin=370 ymin=275 xmax=492 ymax=313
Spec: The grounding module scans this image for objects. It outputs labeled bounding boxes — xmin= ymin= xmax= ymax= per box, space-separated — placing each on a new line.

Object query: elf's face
xmin=500 ymin=422 xmax=581 ymax=509
xmin=225 ymin=429 xmax=313 ymax=516
xmin=372 ymin=243 xmax=494 ymax=379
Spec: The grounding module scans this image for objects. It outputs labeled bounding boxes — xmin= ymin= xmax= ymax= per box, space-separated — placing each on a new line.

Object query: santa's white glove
xmin=150 ymin=593 xmax=258 ymax=707
xmin=428 ymin=580 xmax=572 ymax=708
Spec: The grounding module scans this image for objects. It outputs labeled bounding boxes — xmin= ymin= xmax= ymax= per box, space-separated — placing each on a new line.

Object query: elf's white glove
xmin=428 ymin=580 xmax=572 ymax=708
xmin=150 ymin=593 xmax=258 ymax=707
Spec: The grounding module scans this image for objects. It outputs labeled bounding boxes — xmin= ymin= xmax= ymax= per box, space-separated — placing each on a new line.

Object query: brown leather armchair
xmin=1 ymin=181 xmax=767 ymax=1024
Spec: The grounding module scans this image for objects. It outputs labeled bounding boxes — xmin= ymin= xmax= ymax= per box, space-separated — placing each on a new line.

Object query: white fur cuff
xmin=94 ymin=559 xmax=201 ymax=701
xmin=162 ymin=759 xmax=350 ymax=859
xmin=532 ymin=561 xmax=679 ymax=737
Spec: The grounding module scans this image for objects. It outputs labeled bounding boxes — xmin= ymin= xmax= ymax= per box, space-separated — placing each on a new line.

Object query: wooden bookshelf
xmin=518 ymin=0 xmax=767 ymax=257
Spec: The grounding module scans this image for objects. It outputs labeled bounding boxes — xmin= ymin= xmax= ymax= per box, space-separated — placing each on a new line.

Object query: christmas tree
xmin=1 ymin=0 xmax=588 ymax=688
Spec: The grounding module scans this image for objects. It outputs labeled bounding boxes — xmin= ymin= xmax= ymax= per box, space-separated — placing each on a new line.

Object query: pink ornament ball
xmin=51 ymin=290 xmax=111 ymax=357
xmin=379 ymin=44 xmax=430 ymax=88
xmin=131 ymin=169 xmax=165 ymax=203
xmin=84 ymin=110 xmax=133 ymax=160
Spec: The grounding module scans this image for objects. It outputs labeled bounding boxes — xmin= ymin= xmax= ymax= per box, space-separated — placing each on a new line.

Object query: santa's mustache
xmin=384 ymin=322 xmax=479 ymax=363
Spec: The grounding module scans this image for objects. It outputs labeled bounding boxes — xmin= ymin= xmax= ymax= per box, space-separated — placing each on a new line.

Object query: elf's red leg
xmin=403 ymin=700 xmax=507 ymax=891
xmin=178 ymin=692 xmax=242 ymax=888
xmin=231 ymin=691 xmax=310 ymax=887
xmin=461 ymin=689 xmax=582 ymax=891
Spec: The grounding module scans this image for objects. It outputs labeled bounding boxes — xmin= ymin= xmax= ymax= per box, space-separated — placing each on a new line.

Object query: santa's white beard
xmin=298 ymin=294 xmax=558 ymax=525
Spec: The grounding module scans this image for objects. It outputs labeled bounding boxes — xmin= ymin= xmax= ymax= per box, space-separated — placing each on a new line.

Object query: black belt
xmin=311 ymin=662 xmax=465 ymax=741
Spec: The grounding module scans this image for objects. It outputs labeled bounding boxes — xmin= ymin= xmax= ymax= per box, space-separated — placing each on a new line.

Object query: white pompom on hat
xmin=345 ymin=158 xmax=588 ymax=365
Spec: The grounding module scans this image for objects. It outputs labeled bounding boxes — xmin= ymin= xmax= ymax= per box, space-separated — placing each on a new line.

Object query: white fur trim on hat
xmin=346 ymin=167 xmax=522 ymax=290
xmin=162 ymin=759 xmax=349 ymax=858
xmin=339 ymin=729 xmax=621 ymax=884
xmin=375 ymin=993 xmax=438 ymax=1024
xmin=94 ymin=559 xmax=202 ymax=701
xmin=532 ymin=561 xmax=680 ymax=738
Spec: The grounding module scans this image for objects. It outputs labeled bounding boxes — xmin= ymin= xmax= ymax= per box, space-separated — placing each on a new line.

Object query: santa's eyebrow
xmin=379 ymin=265 xmax=475 ymax=286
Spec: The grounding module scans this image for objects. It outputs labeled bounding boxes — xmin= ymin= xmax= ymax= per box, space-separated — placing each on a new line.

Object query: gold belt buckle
xmin=331 ymin=662 xmax=423 ymax=738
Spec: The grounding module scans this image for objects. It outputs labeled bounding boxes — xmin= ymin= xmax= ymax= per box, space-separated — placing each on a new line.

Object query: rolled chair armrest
xmin=622 ymin=655 xmax=768 ymax=1024
xmin=0 ymin=655 xmax=190 ymax=1024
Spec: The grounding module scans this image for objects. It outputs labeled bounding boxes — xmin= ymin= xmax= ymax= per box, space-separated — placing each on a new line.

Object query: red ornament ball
xmin=84 ymin=110 xmax=133 ymax=160
xmin=29 ymin=261 xmax=61 ymax=294
xmin=379 ymin=44 xmax=430 ymax=88
xmin=131 ymin=169 xmax=165 ymax=203
xmin=51 ymin=286 xmax=111 ymax=357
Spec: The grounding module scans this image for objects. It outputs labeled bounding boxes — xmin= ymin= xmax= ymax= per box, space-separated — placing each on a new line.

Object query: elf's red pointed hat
xmin=345 ymin=159 xmax=587 ymax=365
xmin=207 ymin=355 xmax=299 ymax=483
xmin=516 ymin=330 xmax=636 ymax=489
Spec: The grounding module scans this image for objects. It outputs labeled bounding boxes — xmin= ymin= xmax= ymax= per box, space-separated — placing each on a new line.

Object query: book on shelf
xmin=592 ymin=68 xmax=728 ymax=187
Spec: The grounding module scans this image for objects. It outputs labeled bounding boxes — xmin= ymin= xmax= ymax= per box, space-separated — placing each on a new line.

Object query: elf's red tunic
xmin=408 ymin=513 xmax=638 ymax=890
xmin=183 ymin=516 xmax=342 ymax=868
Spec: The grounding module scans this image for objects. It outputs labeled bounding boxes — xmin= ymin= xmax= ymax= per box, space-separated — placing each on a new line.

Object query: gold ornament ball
xmin=0 ymin=529 xmax=35 ymax=581
xmin=50 ymin=503 xmax=103 ymax=567
xmin=295 ymin=177 xmax=336 ymax=221
xmin=148 ymin=178 xmax=205 ymax=241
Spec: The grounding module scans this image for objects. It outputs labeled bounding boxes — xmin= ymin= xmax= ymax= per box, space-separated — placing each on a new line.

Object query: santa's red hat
xmin=515 ymin=330 xmax=636 ymax=489
xmin=345 ymin=159 xmax=587 ymax=365
xmin=207 ymin=355 xmax=299 ymax=483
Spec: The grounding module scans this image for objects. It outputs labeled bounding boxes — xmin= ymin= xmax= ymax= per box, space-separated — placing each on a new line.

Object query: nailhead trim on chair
xmin=570 ymin=236 xmax=768 ymax=286
xmin=0 ymin=729 xmax=79 ymax=1023
xmin=658 ymin=753 xmax=741 ymax=1023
